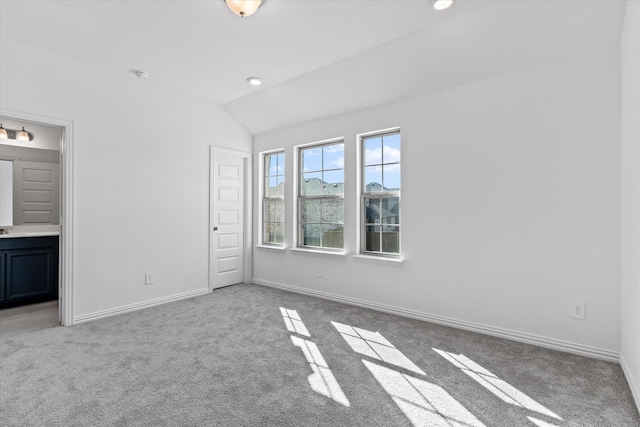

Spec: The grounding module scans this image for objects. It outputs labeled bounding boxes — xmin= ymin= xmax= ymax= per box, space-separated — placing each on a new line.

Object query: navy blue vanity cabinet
xmin=0 ymin=236 xmax=59 ymax=308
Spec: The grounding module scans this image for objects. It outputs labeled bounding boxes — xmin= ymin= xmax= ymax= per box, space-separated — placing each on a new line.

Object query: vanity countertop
xmin=0 ymin=225 xmax=61 ymax=239
xmin=0 ymin=231 xmax=60 ymax=239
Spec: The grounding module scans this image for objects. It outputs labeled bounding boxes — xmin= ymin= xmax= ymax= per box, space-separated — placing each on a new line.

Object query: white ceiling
xmin=0 ymin=0 xmax=627 ymax=135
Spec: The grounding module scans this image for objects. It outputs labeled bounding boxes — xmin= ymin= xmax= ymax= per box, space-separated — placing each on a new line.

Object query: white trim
xmin=209 ymin=146 xmax=252 ymax=290
xmin=352 ymin=254 xmax=404 ymax=264
xmin=253 ymin=278 xmax=620 ymax=362
xmin=289 ymin=247 xmax=347 ymax=257
xmin=621 ymin=354 xmax=640 ymax=414
xmin=258 ymin=148 xmax=285 ymax=246
xmin=73 ymin=288 xmax=210 ymax=324
xmin=0 ymin=109 xmax=74 ymax=326
xmin=254 ymin=244 xmax=287 ymax=251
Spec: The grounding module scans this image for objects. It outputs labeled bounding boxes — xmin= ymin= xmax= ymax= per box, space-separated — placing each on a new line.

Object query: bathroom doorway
xmin=0 ymin=110 xmax=74 ymax=329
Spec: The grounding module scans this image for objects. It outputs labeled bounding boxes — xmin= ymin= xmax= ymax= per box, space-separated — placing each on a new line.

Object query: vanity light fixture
xmin=225 ymin=0 xmax=262 ymax=18
xmin=247 ymin=76 xmax=263 ymax=86
xmin=0 ymin=124 xmax=33 ymax=142
xmin=17 ymin=127 xmax=30 ymax=142
xmin=432 ymin=0 xmax=453 ymax=11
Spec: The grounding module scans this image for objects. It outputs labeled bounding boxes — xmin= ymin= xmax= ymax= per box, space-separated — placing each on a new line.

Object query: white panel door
xmin=13 ymin=161 xmax=60 ymax=225
xmin=211 ymin=150 xmax=245 ymax=289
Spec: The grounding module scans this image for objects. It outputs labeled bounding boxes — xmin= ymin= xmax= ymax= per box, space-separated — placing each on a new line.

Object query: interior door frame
xmin=209 ymin=146 xmax=252 ymax=291
xmin=1 ymin=108 xmax=74 ymax=326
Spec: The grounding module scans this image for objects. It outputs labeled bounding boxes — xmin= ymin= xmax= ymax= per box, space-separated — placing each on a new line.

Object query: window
xmin=298 ymin=141 xmax=344 ymax=249
xmin=263 ymin=151 xmax=285 ymax=245
xmin=361 ymin=131 xmax=401 ymax=255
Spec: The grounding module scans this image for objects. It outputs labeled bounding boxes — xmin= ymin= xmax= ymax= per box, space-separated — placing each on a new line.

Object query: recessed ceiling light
xmin=432 ymin=0 xmax=453 ymax=11
xmin=247 ymin=77 xmax=262 ymax=86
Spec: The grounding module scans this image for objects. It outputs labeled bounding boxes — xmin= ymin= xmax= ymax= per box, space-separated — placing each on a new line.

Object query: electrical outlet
xmin=145 ymin=272 xmax=154 ymax=285
xmin=316 ymin=267 xmax=323 ymax=278
xmin=571 ymin=301 xmax=585 ymax=320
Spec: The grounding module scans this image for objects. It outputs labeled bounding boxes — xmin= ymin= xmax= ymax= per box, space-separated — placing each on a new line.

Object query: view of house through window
xmin=361 ymin=131 xmax=401 ymax=255
xmin=263 ymin=151 xmax=284 ymax=244
xmin=298 ymin=141 xmax=344 ymax=249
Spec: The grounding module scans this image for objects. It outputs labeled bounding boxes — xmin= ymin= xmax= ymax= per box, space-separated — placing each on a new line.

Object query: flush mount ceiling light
xmin=247 ymin=77 xmax=262 ymax=86
xmin=432 ymin=0 xmax=453 ymax=10
xmin=225 ymin=0 xmax=262 ymax=17
xmin=0 ymin=124 xmax=7 ymax=139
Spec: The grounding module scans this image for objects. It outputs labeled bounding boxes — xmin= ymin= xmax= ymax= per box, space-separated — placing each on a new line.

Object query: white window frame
xmin=295 ymin=138 xmax=345 ymax=251
xmin=260 ymin=149 xmax=285 ymax=246
xmin=358 ymin=128 xmax=401 ymax=258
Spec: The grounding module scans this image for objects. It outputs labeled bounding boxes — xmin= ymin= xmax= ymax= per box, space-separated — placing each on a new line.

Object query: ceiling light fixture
xmin=0 ymin=124 xmax=7 ymax=139
xmin=432 ymin=0 xmax=453 ymax=11
xmin=225 ymin=0 xmax=262 ymax=18
xmin=247 ymin=77 xmax=262 ymax=86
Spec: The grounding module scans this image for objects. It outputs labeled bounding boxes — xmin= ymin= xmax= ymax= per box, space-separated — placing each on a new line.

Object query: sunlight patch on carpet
xmin=363 ymin=360 xmax=486 ymax=427
xmin=332 ymin=321 xmax=425 ymax=375
xmin=433 ymin=348 xmax=562 ymax=421
xmin=280 ymin=307 xmax=349 ymax=407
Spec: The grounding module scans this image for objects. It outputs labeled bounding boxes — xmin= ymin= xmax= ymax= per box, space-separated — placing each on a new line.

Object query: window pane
xmin=365 ymin=198 xmax=380 ymax=224
xmin=383 ymin=165 xmax=401 ymax=191
xmin=276 ymin=176 xmax=285 ymax=196
xmin=264 ymin=200 xmax=283 ymax=223
xmin=323 ymin=144 xmax=344 ymax=170
xmin=323 ymin=169 xmax=344 ymax=194
xmin=382 ymin=225 xmax=399 ymax=253
xmin=364 ymin=137 xmax=382 ymax=165
xmin=322 ymin=224 xmax=343 ymax=249
xmin=302 ymin=147 xmax=322 ymax=172
xmin=322 ymin=199 xmax=343 ymax=224
xmin=275 ymin=223 xmax=284 ymax=244
xmin=267 ymin=154 xmax=279 ymax=176
xmin=301 ymin=172 xmax=323 ymax=195
xmin=267 ymin=176 xmax=279 ymax=197
xmin=381 ymin=197 xmax=399 ymax=225
xmin=364 ymin=166 xmax=383 ymax=192
xmin=382 ymin=134 xmax=401 ymax=164
xmin=302 ymin=224 xmax=321 ymax=247
xmin=365 ymin=225 xmax=380 ymax=252
xmin=277 ymin=153 xmax=285 ymax=173
xmin=264 ymin=221 xmax=274 ymax=243
xmin=301 ymin=199 xmax=321 ymax=223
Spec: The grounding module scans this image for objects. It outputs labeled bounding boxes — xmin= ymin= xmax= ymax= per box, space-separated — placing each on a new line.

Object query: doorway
xmin=0 ymin=109 xmax=74 ymax=326
xmin=209 ymin=147 xmax=251 ymax=290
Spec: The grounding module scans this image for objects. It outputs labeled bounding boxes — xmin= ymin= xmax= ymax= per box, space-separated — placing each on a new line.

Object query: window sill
xmin=290 ymin=247 xmax=347 ymax=257
xmin=352 ymin=254 xmax=404 ymax=264
xmin=254 ymin=244 xmax=287 ymax=251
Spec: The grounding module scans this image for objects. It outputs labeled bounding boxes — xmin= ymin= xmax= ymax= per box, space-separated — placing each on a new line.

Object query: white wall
xmin=620 ymin=0 xmax=640 ymax=410
xmin=0 ymin=37 xmax=252 ymax=318
xmin=253 ymin=46 xmax=621 ymax=356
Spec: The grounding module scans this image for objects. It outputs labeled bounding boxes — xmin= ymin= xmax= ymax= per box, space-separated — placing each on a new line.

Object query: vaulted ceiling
xmin=0 ymin=0 xmax=626 ymax=135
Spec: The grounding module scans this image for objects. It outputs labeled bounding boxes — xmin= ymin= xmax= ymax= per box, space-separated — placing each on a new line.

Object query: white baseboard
xmin=73 ymin=288 xmax=210 ymax=325
xmin=253 ymin=278 xmax=620 ymax=363
xmin=621 ymin=354 xmax=640 ymax=415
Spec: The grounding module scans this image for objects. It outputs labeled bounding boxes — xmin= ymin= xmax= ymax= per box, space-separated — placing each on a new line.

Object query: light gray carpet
xmin=1 ymin=284 xmax=638 ymax=426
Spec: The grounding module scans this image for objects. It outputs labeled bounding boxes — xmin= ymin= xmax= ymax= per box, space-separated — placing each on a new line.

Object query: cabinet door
xmin=5 ymin=249 xmax=55 ymax=301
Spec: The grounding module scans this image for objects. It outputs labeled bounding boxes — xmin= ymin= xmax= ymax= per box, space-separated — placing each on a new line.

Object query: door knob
xmin=213 ymin=227 xmax=218 ymax=231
